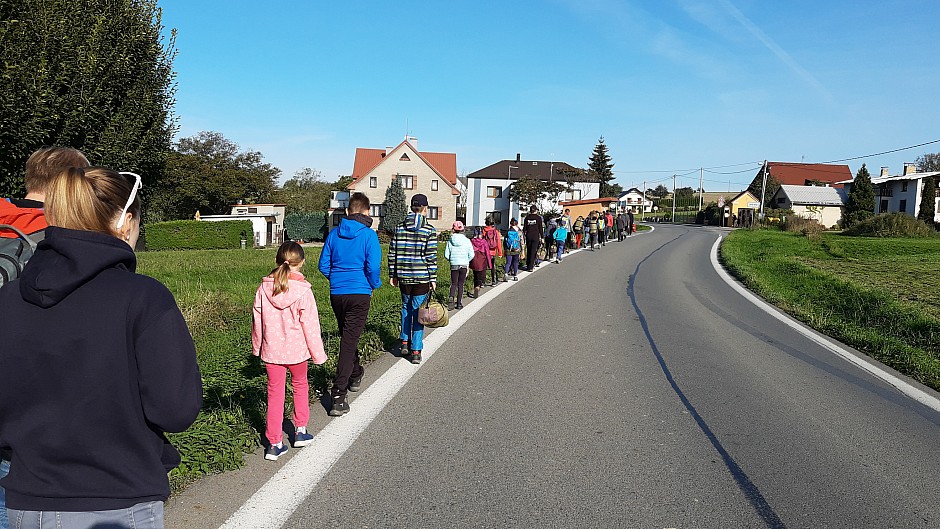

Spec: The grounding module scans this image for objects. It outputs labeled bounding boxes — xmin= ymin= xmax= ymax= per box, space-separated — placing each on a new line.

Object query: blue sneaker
xmin=294 ymin=431 xmax=314 ymax=447
xmin=264 ymin=443 xmax=288 ymax=461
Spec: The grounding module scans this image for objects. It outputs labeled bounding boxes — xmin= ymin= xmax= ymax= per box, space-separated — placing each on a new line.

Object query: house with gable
xmin=464 ymin=154 xmax=599 ymax=229
xmin=347 ymin=137 xmax=460 ymax=231
xmin=839 ymin=163 xmax=940 ymax=221
xmin=771 ymin=185 xmax=848 ymax=228
xmin=756 ymin=162 xmax=853 ymax=188
xmin=617 ymin=188 xmax=653 ymax=213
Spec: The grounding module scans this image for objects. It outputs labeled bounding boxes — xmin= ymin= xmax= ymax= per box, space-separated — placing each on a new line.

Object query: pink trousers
xmin=265 ymin=361 xmax=309 ymax=446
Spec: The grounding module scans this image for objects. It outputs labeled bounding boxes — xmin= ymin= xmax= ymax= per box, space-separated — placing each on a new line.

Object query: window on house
xmin=369 ymin=176 xmax=377 ymax=188
xmin=400 ymin=175 xmax=414 ymax=189
xmin=370 ymin=204 xmax=386 ymax=217
xmin=486 ymin=186 xmax=502 ymax=198
xmin=899 ymin=199 xmax=907 ymax=213
xmin=486 ymin=211 xmax=503 ymax=225
xmin=880 ymin=199 xmax=888 ymax=213
xmin=428 ymin=206 xmax=439 ymax=220
xmin=565 ymin=189 xmax=582 ymax=201
xmin=248 ymin=207 xmax=258 ymax=213
xmin=431 ymin=179 xmax=439 ymax=191
xmin=400 ymin=153 xmax=410 ymax=161
xmin=902 ymin=181 xmax=909 ymax=192
xmin=777 ymin=197 xmax=786 ymax=205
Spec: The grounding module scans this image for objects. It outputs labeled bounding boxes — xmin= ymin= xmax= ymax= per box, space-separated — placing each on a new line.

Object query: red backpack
xmin=484 ymin=228 xmax=499 ymax=251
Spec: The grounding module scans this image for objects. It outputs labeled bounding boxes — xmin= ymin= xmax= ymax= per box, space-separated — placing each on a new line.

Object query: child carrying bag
xmin=418 ymin=297 xmax=449 ymax=328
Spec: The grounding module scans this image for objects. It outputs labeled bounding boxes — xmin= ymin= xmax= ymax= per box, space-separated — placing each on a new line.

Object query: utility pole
xmin=758 ymin=160 xmax=768 ymax=220
xmin=642 ymin=180 xmax=646 ymax=220
xmin=672 ymin=174 xmax=677 ymax=223
xmin=699 ymin=167 xmax=704 ymax=211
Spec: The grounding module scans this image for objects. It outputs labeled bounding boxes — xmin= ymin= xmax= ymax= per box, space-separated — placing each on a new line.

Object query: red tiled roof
xmin=558 ymin=197 xmax=618 ymax=206
xmin=351 ymin=143 xmax=457 ymax=185
xmin=764 ymin=162 xmax=851 ymax=187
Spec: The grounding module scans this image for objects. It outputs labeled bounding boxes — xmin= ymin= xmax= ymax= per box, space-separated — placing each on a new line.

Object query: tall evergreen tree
xmin=589 ymin=136 xmax=616 ymax=197
xmin=917 ymin=176 xmax=936 ymax=223
xmin=379 ymin=176 xmax=407 ymax=233
xmin=842 ymin=164 xmax=875 ymax=228
xmin=747 ymin=164 xmax=780 ymax=210
xmin=0 ymin=0 xmax=177 ymax=196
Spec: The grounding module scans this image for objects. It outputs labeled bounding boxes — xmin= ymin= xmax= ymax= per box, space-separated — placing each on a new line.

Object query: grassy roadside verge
xmin=719 ymin=229 xmax=940 ymax=392
xmin=137 ymin=244 xmax=500 ymax=491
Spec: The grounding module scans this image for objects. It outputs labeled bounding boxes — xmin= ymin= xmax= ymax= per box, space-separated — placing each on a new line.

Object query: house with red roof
xmin=347 ymin=137 xmax=460 ymax=231
xmin=758 ymin=162 xmax=852 ymax=187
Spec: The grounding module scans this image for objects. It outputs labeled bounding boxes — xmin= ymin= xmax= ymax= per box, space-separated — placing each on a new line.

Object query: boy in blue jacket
xmin=318 ymin=192 xmax=382 ymax=416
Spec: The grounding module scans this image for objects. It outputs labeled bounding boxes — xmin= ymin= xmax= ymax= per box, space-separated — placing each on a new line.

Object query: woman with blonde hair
xmin=0 ymin=167 xmax=203 ymax=529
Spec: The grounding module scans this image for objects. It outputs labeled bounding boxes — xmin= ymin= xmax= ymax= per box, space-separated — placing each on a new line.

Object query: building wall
xmin=349 ymin=142 xmax=458 ymax=231
xmin=793 ymin=204 xmax=843 ymax=227
xmin=465 ymin=177 xmax=600 ymax=230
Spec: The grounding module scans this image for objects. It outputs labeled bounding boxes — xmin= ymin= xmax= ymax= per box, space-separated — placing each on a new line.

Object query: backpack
xmin=0 ymin=224 xmax=38 ymax=287
xmin=505 ymin=230 xmax=521 ymax=253
xmin=573 ymin=218 xmax=583 ymax=232
xmin=470 ymin=248 xmax=487 ymax=271
xmin=484 ymin=228 xmax=499 ymax=251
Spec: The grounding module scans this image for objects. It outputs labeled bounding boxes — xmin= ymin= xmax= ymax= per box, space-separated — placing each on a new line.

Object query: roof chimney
xmin=516 ymin=153 xmax=521 ymax=163
xmin=880 ymin=167 xmax=890 ymax=177
xmin=405 ymin=135 xmax=418 ymax=150
xmin=903 ymin=162 xmax=917 ymax=175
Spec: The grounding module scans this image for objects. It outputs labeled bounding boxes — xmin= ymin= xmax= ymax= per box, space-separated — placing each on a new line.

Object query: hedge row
xmin=284 ymin=211 xmax=327 ymax=241
xmin=146 ymin=220 xmax=253 ymax=250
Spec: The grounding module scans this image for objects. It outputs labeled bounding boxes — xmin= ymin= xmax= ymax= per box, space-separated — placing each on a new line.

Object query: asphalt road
xmin=183 ymin=224 xmax=940 ymax=529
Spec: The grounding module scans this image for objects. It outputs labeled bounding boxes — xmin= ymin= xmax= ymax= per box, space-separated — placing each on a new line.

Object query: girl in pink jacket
xmin=252 ymin=242 xmax=327 ymax=461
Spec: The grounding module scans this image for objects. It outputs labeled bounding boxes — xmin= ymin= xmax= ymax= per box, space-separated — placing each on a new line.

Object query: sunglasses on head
xmin=116 ymin=171 xmax=142 ymax=230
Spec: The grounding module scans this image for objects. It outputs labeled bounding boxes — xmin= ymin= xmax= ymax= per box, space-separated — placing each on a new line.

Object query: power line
xmin=819 ymin=138 xmax=940 ymax=164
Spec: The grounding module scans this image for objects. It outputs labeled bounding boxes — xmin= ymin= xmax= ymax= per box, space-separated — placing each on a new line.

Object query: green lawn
xmin=720 ymin=229 xmax=940 ymax=392
xmin=137 ymin=244 xmax=492 ymax=490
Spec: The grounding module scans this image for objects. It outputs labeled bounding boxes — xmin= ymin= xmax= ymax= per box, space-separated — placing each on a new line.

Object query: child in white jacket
xmin=444 ymin=221 xmax=475 ymax=310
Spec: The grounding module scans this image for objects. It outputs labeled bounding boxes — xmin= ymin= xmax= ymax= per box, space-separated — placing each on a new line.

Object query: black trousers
xmin=525 ymin=237 xmax=541 ymax=271
xmin=330 ymin=294 xmax=371 ymax=397
xmin=450 ymin=266 xmax=468 ymax=304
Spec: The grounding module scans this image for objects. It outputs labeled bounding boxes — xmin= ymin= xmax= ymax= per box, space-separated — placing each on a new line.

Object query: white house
xmin=771 ymin=185 xmax=847 ymax=228
xmin=464 ymin=154 xmax=599 ymax=229
xmin=617 ymin=188 xmax=654 ymax=213
xmin=838 ymin=164 xmax=940 ymax=222
xmin=199 ymin=203 xmax=287 ymax=247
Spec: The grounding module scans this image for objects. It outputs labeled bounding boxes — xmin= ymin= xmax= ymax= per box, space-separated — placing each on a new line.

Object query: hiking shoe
xmin=329 ymin=395 xmax=350 ymax=417
xmin=513 ymin=276 xmax=518 ymax=281
xmin=455 ymin=302 xmax=464 ymax=309
xmin=410 ymin=351 xmax=422 ymax=364
xmin=349 ymin=371 xmax=364 ymax=392
xmin=293 ymin=431 xmax=314 ymax=447
xmin=264 ymin=443 xmax=288 ymax=461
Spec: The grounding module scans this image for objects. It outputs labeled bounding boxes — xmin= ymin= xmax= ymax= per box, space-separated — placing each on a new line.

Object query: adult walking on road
xmin=523 ymin=205 xmax=543 ymax=272
xmin=628 ymin=208 xmax=635 ymax=236
xmin=0 ymin=167 xmax=202 ymax=529
xmin=318 ymin=192 xmax=382 ymax=417
xmin=388 ymin=193 xmax=437 ymax=365
xmin=616 ymin=212 xmax=626 ymax=242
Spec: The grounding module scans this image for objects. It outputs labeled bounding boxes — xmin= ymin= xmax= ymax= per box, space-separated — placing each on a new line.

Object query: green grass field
xmin=720 ymin=229 xmax=940 ymax=392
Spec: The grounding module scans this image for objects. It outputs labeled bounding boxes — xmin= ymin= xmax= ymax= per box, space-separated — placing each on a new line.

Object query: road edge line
xmin=709 ymin=235 xmax=940 ymax=414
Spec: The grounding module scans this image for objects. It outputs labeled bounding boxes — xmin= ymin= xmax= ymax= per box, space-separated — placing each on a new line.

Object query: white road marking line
xmin=217 ymin=245 xmax=572 ymax=529
xmin=710 ymin=235 xmax=940 ymax=413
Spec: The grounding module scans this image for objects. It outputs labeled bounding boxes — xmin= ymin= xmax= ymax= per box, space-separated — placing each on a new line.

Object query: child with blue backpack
xmin=503 ymin=218 xmax=522 ymax=281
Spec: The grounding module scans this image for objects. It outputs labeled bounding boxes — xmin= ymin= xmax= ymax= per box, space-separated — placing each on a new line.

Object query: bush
xmin=438 ymin=229 xmax=453 ymax=242
xmin=377 ymin=230 xmax=391 ymax=244
xmin=780 ymin=215 xmax=825 ymax=237
xmin=146 ymin=220 xmax=253 ymax=250
xmin=284 ymin=211 xmax=327 ymax=241
xmin=844 ymin=213 xmax=939 ymax=238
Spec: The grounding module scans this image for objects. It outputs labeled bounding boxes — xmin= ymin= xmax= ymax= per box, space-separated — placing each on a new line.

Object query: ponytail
xmin=270 ymin=241 xmax=305 ymax=296
xmin=45 ymin=166 xmax=141 ymax=237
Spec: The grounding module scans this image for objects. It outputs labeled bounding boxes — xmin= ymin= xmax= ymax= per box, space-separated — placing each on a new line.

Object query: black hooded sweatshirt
xmin=0 ymin=227 xmax=202 ymax=511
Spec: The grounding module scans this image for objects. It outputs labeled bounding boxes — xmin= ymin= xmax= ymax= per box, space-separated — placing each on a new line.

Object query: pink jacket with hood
xmin=251 ymin=272 xmax=327 ymax=365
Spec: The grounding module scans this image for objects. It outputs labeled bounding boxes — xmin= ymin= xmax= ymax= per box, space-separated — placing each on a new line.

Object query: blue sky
xmin=160 ymin=0 xmax=940 ymax=192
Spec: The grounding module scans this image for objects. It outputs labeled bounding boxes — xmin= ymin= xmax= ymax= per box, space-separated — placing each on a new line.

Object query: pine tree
xmin=842 ymin=164 xmax=875 ymax=228
xmin=917 ymin=176 xmax=936 ymax=223
xmin=589 ymin=136 xmax=616 ymax=197
xmin=380 ymin=176 xmax=407 ymax=233
xmin=747 ymin=164 xmax=780 ymax=210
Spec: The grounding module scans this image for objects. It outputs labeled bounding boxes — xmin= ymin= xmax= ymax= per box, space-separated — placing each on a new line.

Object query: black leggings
xmin=449 ymin=266 xmax=468 ymax=304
